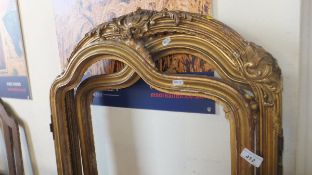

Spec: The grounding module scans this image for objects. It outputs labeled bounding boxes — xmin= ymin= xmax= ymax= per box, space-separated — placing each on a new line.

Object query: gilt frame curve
xmin=50 ymin=8 xmax=282 ymax=175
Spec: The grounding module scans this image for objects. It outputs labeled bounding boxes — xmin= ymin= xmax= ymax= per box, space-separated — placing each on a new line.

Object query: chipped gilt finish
xmin=50 ymin=8 xmax=282 ymax=175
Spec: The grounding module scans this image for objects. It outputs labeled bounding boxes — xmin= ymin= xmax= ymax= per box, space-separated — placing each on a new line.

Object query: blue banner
xmin=0 ymin=76 xmax=31 ymax=99
xmin=92 ymin=72 xmax=215 ymax=114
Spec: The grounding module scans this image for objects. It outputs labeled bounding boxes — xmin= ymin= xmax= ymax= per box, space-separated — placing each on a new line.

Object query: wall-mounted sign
xmin=93 ymin=71 xmax=215 ymax=114
xmin=0 ymin=0 xmax=31 ymax=99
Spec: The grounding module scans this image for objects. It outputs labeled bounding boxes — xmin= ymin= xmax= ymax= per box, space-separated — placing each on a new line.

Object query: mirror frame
xmin=50 ymin=8 xmax=282 ymax=175
xmin=0 ymin=99 xmax=24 ymax=175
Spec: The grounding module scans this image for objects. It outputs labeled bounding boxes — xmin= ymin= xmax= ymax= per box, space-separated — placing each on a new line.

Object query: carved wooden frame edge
xmin=50 ymin=9 xmax=282 ymax=175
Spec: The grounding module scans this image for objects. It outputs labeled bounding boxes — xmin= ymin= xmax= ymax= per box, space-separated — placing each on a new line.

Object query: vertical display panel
xmin=0 ymin=0 xmax=31 ymax=99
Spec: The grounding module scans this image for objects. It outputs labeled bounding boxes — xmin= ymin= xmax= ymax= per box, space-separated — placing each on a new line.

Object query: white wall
xmin=296 ymin=0 xmax=312 ymax=174
xmin=92 ymin=106 xmax=230 ymax=175
xmin=1 ymin=0 xmax=301 ymax=174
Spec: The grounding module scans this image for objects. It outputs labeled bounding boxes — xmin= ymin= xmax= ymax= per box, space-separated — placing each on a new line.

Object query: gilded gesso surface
xmin=53 ymin=0 xmax=213 ymax=74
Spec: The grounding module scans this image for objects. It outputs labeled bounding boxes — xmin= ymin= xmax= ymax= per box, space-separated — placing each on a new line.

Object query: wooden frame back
xmin=0 ymin=99 xmax=24 ymax=175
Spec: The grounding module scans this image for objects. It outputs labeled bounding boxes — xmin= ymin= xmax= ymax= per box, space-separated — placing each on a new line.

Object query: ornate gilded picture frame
xmin=50 ymin=9 xmax=282 ymax=175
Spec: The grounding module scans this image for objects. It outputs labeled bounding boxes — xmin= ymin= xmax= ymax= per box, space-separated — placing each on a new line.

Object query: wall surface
xmin=296 ymin=0 xmax=312 ymax=174
xmin=1 ymin=0 xmax=300 ymax=174
xmin=92 ymin=106 xmax=230 ymax=175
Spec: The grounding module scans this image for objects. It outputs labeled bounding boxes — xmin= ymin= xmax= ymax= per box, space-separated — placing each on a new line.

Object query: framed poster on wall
xmin=0 ymin=0 xmax=31 ymax=99
xmin=52 ymin=0 xmax=215 ymax=114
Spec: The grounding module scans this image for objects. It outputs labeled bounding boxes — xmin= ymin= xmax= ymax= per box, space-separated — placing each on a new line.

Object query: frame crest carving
xmin=50 ymin=8 xmax=282 ymax=175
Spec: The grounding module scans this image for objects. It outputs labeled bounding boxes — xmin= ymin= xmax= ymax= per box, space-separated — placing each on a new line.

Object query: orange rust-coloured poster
xmin=52 ymin=0 xmax=215 ymax=114
xmin=52 ymin=0 xmax=213 ymax=73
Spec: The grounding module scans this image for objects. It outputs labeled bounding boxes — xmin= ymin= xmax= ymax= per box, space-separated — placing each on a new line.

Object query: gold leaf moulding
xmin=51 ymin=9 xmax=283 ymax=175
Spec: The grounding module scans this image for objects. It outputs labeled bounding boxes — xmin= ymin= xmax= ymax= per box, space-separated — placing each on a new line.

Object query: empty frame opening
xmin=84 ymin=55 xmax=230 ymax=174
xmin=91 ymin=101 xmax=231 ymax=175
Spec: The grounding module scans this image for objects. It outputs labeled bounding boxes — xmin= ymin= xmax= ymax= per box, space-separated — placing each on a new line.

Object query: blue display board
xmin=0 ymin=76 xmax=30 ymax=99
xmin=92 ymin=72 xmax=215 ymax=114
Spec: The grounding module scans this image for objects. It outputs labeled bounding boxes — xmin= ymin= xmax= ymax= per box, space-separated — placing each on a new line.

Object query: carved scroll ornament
xmin=50 ymin=8 xmax=282 ymax=175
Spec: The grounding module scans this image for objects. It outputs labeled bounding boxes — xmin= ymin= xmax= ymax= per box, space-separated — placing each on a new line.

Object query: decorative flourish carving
xmin=241 ymin=43 xmax=282 ymax=92
xmin=73 ymin=8 xmax=243 ymax=67
xmin=238 ymin=42 xmax=282 ymax=105
xmin=86 ymin=8 xmax=199 ymax=40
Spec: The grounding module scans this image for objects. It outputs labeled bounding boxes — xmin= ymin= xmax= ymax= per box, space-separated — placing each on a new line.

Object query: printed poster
xmin=0 ymin=0 xmax=31 ymax=99
xmin=53 ymin=0 xmax=215 ymax=114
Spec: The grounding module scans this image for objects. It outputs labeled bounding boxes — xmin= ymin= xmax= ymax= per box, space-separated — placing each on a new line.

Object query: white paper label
xmin=207 ymin=107 xmax=212 ymax=112
xmin=172 ymin=80 xmax=184 ymax=86
xmin=240 ymin=148 xmax=263 ymax=168
xmin=162 ymin=37 xmax=171 ymax=46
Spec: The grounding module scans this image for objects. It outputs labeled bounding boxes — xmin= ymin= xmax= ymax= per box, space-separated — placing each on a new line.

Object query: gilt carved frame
xmin=50 ymin=9 xmax=282 ymax=175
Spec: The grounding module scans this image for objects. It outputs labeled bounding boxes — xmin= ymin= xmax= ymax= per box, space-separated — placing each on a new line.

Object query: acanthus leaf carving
xmin=241 ymin=43 xmax=282 ymax=92
xmin=86 ymin=8 xmax=198 ymax=40
xmin=239 ymin=42 xmax=282 ymax=106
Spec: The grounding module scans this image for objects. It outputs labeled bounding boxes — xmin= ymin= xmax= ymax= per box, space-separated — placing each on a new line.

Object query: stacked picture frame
xmin=50 ymin=8 xmax=283 ymax=175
